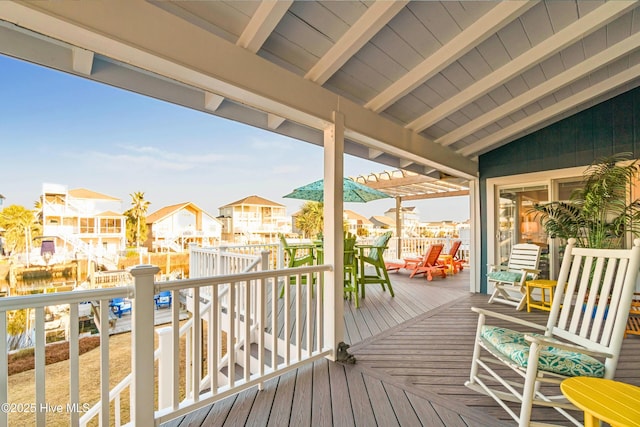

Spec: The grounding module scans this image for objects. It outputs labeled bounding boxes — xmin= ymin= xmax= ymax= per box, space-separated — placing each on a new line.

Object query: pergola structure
xmin=354 ymin=169 xmax=470 ymax=254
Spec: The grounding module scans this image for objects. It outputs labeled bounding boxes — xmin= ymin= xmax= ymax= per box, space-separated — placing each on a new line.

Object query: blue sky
xmin=0 ymin=54 xmax=468 ymax=222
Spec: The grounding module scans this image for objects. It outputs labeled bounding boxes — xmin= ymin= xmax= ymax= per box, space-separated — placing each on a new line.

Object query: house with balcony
xmin=145 ymin=202 xmax=222 ymax=252
xmin=343 ymin=209 xmax=373 ymax=237
xmin=218 ymin=195 xmax=290 ymax=243
xmin=384 ymin=206 xmax=421 ymax=237
xmin=41 ymin=183 xmax=126 ymax=266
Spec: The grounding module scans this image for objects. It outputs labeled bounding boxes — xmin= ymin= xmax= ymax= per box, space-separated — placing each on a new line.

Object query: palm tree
xmin=295 ymin=202 xmax=324 ymax=238
xmin=128 ymin=192 xmax=150 ymax=249
xmin=0 ymin=204 xmax=42 ymax=265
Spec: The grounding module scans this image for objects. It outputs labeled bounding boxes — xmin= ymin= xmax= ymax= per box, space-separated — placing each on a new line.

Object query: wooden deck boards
xmin=162 ymin=268 xmax=640 ymax=426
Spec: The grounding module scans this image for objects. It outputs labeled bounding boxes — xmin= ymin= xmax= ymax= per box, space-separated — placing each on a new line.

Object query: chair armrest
xmin=524 ymin=335 xmax=613 ymax=359
xmin=487 ymin=264 xmax=508 ymax=273
xmin=471 ymin=306 xmax=547 ymax=331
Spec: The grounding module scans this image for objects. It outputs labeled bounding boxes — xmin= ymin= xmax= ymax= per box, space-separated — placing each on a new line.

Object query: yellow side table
xmin=561 ymin=377 xmax=640 ymax=427
xmin=525 ymin=279 xmax=557 ymax=312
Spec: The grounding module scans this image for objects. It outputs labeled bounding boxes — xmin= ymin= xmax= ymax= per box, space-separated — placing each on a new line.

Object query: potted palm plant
xmin=531 ymin=152 xmax=640 ymax=249
xmin=531 ymin=153 xmax=640 ymax=318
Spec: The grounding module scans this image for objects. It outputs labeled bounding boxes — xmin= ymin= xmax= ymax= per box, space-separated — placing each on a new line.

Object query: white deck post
xmin=130 ymin=264 xmax=160 ymax=424
xmin=323 ymin=110 xmax=344 ymax=360
xmin=395 ymin=196 xmax=402 ymax=257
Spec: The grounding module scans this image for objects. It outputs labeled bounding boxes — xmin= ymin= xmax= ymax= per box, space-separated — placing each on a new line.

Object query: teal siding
xmin=477 ymin=86 xmax=640 ymax=293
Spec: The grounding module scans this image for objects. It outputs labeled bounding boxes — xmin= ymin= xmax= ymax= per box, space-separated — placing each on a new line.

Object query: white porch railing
xmin=0 ymin=286 xmax=131 ymax=427
xmin=0 ymin=255 xmax=332 ymax=426
xmin=346 ymin=236 xmax=470 ymax=262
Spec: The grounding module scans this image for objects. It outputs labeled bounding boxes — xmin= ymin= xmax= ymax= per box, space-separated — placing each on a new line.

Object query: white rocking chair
xmin=467 ymin=238 xmax=640 ymax=426
xmin=487 ymin=243 xmax=542 ymax=310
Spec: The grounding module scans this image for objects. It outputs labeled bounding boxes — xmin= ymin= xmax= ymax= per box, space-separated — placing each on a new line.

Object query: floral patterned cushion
xmin=487 ymin=271 xmax=533 ymax=283
xmin=481 ymin=326 xmax=604 ymax=378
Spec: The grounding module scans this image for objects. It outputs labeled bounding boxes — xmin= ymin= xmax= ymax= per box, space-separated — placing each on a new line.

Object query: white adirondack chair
xmin=487 ymin=243 xmax=542 ymax=310
xmin=466 ymin=238 xmax=640 ymax=426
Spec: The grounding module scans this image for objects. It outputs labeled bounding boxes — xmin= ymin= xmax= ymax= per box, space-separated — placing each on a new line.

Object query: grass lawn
xmin=7 ymin=320 xmax=202 ymax=427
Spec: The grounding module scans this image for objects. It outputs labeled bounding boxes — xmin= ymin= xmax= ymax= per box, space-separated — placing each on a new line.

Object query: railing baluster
xmin=193 ymin=286 xmax=201 ymax=402
xmin=35 ymin=307 xmax=45 ymax=426
xmin=244 ymin=280 xmax=251 ymax=383
xmin=228 ymin=282 xmax=236 ymax=388
xmin=69 ymin=303 xmax=80 ymax=427
xmin=212 ymin=284 xmax=219 ymax=392
xmin=171 ymin=290 xmax=180 ymax=410
xmin=271 ymin=277 xmax=278 ymax=371
xmin=99 ymin=301 xmax=110 ymax=425
xmin=0 ymin=312 xmax=7 ymax=427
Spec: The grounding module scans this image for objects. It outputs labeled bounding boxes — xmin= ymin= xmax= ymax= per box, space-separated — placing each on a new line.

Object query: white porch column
xmin=395 ymin=196 xmax=402 ymax=257
xmin=130 ymin=264 xmax=160 ymax=424
xmin=323 ymin=111 xmax=344 ymax=360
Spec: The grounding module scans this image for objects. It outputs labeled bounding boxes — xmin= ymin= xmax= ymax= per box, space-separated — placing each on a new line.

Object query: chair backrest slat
xmin=424 ymin=244 xmax=444 ymax=266
xmin=549 ymin=238 xmax=640 ymax=377
xmin=449 ymin=240 xmax=462 ymax=258
xmin=506 ymin=243 xmax=541 ymax=272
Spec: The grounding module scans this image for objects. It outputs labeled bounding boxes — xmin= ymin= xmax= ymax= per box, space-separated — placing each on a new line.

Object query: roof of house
xmin=146 ymin=202 xmax=217 ymax=224
xmin=69 ymin=188 xmax=120 ymax=201
xmin=370 ymin=215 xmax=395 ymax=227
xmin=344 ymin=210 xmax=372 ymax=225
xmin=220 ymin=195 xmax=284 ymax=209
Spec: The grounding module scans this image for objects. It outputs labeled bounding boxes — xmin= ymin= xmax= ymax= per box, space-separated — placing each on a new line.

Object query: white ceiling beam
xmin=459 ymin=62 xmax=640 ymax=157
xmin=267 ymin=113 xmax=285 ymax=129
xmin=407 ymin=0 xmax=638 ymax=133
xmin=399 ymin=159 xmax=413 ymax=168
xmin=0 ymin=0 xmax=476 ymax=178
xmin=71 ymin=46 xmax=93 ymax=75
xmin=437 ymin=31 xmax=640 ymax=147
xmin=204 ymin=92 xmax=224 ymax=112
xmin=368 ymin=148 xmax=384 ymax=159
xmin=236 ymin=0 xmax=292 ymax=53
xmin=304 ymin=1 xmax=407 ymax=85
xmin=365 ymin=1 xmax=536 ymax=113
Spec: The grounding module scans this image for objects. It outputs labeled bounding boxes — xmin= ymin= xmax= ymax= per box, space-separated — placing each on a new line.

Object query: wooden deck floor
xmin=162 ymin=268 xmax=640 ymax=426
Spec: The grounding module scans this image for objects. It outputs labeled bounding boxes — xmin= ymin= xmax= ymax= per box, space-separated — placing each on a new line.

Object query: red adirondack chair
xmin=387 ymin=243 xmax=447 ymax=280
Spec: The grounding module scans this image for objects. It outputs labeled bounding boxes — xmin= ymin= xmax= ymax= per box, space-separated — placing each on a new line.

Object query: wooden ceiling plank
xmin=365 ymin=1 xmax=536 ymax=113
xmin=437 ymin=31 xmax=640 ymax=146
xmin=407 ymin=1 xmax=638 ymax=132
xmin=459 ymin=61 xmax=640 ymax=156
xmin=304 ymin=1 xmax=407 ymax=84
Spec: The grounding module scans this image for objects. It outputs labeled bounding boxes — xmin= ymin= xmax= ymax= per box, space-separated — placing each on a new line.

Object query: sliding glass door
xmin=497 ymin=185 xmax=549 ymax=279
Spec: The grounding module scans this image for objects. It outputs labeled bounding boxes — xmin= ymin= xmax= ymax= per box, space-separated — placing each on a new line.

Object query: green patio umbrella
xmin=283 ymin=177 xmax=391 ymax=203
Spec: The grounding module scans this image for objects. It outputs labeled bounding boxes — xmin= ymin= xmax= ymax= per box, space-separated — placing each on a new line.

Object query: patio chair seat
xmin=481 ymin=326 xmax=604 ymax=378
xmin=486 ymin=270 xmax=535 ymax=283
xmin=487 ymin=242 xmax=542 ymax=311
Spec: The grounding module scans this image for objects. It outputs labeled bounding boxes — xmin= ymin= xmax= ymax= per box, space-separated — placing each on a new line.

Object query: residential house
xmin=369 ymin=215 xmax=395 ymax=236
xmin=145 ymin=202 xmax=222 ymax=252
xmin=343 ymin=210 xmax=373 ymax=237
xmin=384 ymin=206 xmax=421 ymax=237
xmin=41 ymin=183 xmax=126 ymax=266
xmin=218 ymin=195 xmax=290 ymax=243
